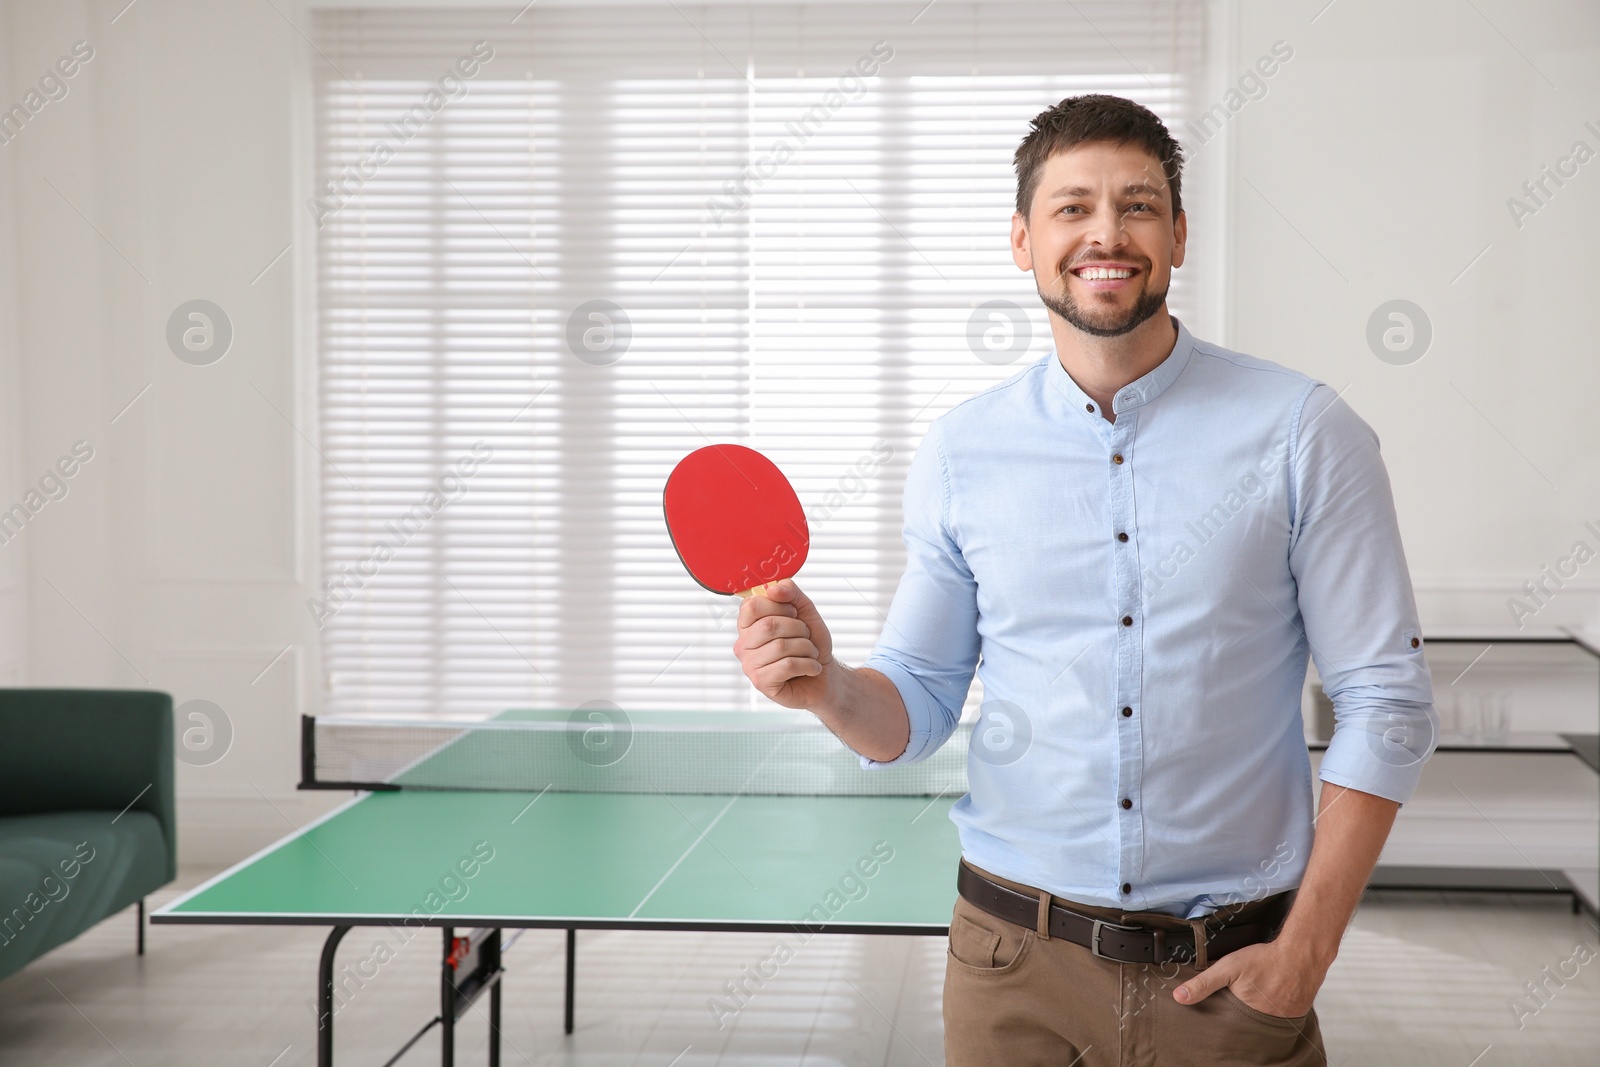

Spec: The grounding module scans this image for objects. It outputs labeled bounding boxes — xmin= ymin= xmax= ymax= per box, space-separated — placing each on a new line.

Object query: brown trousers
xmin=944 ymin=863 xmax=1327 ymax=1066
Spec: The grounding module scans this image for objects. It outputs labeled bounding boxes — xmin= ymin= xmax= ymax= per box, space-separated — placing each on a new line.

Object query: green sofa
xmin=0 ymin=689 xmax=176 ymax=982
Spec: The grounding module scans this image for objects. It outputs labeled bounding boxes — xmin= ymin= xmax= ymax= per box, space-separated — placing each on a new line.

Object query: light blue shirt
xmin=862 ymin=317 xmax=1436 ymax=918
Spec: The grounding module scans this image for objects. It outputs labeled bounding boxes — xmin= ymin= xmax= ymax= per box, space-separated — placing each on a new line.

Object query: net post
xmin=300 ymin=714 xmax=317 ymax=789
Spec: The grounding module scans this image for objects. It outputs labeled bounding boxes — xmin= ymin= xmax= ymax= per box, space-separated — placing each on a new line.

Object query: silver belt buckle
xmin=1089 ymin=918 xmax=1141 ymax=961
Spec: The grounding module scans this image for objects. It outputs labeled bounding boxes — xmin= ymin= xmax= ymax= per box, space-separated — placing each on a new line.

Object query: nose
xmin=1080 ymin=200 xmax=1129 ymax=250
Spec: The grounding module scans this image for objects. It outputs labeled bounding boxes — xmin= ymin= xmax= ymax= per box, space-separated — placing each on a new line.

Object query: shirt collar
xmin=1043 ymin=315 xmax=1196 ymax=419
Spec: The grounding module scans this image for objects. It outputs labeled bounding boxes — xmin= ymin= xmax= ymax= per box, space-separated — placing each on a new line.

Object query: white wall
xmin=1230 ymin=0 xmax=1600 ymax=877
xmin=0 ymin=0 xmax=26 ymax=684
xmin=1228 ymin=0 xmax=1600 ymax=627
xmin=0 ymin=0 xmax=332 ymax=861
xmin=0 ymin=0 xmax=1596 ymax=866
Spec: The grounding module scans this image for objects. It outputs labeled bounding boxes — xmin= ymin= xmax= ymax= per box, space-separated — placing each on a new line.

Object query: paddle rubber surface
xmin=663 ymin=444 xmax=809 ymax=596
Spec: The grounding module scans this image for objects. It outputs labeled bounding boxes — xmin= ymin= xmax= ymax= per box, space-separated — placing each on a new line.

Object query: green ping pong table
xmin=151 ymin=710 xmax=965 ymax=1067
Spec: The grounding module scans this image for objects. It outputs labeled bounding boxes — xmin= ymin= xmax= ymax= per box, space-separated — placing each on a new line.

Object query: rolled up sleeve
xmin=860 ymin=421 xmax=981 ymax=767
xmin=1289 ymin=385 xmax=1437 ymax=804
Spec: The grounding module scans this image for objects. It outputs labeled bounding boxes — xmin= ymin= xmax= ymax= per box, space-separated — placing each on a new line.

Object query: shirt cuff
xmin=1316 ymin=703 xmax=1437 ymax=805
xmin=855 ymin=656 xmax=951 ymax=768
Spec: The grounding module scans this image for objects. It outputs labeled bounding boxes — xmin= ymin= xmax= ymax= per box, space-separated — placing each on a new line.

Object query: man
xmin=734 ymin=94 xmax=1435 ymax=1066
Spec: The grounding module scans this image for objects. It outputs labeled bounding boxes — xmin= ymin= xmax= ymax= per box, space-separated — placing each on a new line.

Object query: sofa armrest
xmin=0 ymin=689 xmax=176 ymax=883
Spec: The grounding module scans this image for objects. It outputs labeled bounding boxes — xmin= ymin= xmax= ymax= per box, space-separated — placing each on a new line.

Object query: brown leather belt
xmin=957 ymin=862 xmax=1292 ymax=966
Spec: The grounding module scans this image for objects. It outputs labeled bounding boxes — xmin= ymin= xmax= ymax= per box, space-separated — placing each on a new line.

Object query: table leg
xmin=441 ymin=927 xmax=455 ymax=1067
xmin=489 ymin=967 xmax=502 ymax=1067
xmin=564 ymin=928 xmax=576 ymax=1035
xmin=317 ymin=926 xmax=352 ymax=1067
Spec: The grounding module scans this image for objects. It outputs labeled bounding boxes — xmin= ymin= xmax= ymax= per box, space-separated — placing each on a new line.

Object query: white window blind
xmin=312 ymin=1 xmax=1207 ymax=717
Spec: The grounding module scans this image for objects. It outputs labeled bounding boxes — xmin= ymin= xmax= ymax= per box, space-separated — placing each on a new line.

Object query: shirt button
xmin=1121 ymin=798 xmax=1133 ymax=809
xmin=1121 ymin=615 xmax=1133 ymax=627
xmin=1121 ymin=706 xmax=1132 ymax=717
xmin=1116 ymin=532 xmax=1129 ymax=542
xmin=1411 ymin=637 xmax=1421 ymax=648
xmin=1112 ymin=453 xmax=1124 ymax=465
xmin=1086 ymin=403 xmax=1095 ymax=412
xmin=1120 ymin=882 xmax=1132 ymax=895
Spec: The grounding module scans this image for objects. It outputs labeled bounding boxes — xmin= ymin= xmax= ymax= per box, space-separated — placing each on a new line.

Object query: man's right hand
xmin=733 ymin=579 xmax=836 ymax=709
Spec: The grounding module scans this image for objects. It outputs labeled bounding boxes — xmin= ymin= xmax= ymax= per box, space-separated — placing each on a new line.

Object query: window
xmin=312 ymin=1 xmax=1207 ymax=717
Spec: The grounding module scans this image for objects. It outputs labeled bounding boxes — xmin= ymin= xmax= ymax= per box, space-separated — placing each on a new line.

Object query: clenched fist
xmin=733 ymin=579 xmax=836 ymax=709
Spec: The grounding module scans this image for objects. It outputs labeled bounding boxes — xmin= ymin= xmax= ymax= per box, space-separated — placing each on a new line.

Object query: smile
xmin=1072 ymin=266 xmax=1137 ymax=280
xmin=1069 ymin=263 xmax=1141 ymax=291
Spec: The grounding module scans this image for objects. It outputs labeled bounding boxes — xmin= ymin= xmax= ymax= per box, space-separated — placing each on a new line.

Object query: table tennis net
xmin=303 ymin=713 xmax=971 ymax=796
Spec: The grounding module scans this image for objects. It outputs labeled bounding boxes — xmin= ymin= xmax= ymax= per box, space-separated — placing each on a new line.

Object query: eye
xmin=1124 ymin=202 xmax=1154 ymax=214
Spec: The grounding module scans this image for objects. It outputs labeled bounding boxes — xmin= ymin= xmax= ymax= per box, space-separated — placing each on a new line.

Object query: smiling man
xmin=734 ymin=94 xmax=1436 ymax=1066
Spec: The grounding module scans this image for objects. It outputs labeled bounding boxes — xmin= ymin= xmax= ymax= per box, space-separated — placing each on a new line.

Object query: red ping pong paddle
xmin=663 ymin=444 xmax=809 ymax=598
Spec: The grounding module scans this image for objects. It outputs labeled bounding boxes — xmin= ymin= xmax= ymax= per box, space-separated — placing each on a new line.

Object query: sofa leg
xmin=137 ymin=899 xmax=145 ymax=956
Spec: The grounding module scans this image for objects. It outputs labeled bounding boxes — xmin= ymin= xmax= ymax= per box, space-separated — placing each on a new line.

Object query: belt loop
xmin=1187 ymin=917 xmax=1209 ymax=969
xmin=1036 ymin=888 xmax=1052 ymax=940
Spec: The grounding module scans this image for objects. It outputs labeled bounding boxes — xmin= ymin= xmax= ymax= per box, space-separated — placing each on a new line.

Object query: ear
xmin=1171 ymin=209 xmax=1187 ymax=270
xmin=1010 ymin=211 xmax=1033 ymax=272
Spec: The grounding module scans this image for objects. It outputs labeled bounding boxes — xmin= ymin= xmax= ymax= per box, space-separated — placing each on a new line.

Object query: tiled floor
xmin=0 ymin=876 xmax=1595 ymax=1065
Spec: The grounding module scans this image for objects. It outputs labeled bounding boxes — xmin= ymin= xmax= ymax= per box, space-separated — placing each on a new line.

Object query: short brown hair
xmin=1014 ymin=94 xmax=1185 ymax=220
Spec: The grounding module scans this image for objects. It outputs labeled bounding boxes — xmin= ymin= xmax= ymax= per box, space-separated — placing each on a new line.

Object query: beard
xmin=1037 ymin=264 xmax=1168 ymax=338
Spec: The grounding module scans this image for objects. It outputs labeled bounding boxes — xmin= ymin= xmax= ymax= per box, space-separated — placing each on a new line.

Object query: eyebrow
xmin=1047 ymin=182 xmax=1165 ymax=199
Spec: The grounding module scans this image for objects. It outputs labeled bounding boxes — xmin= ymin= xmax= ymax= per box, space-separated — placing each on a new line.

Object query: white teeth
xmin=1077 ymin=267 xmax=1134 ymax=280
